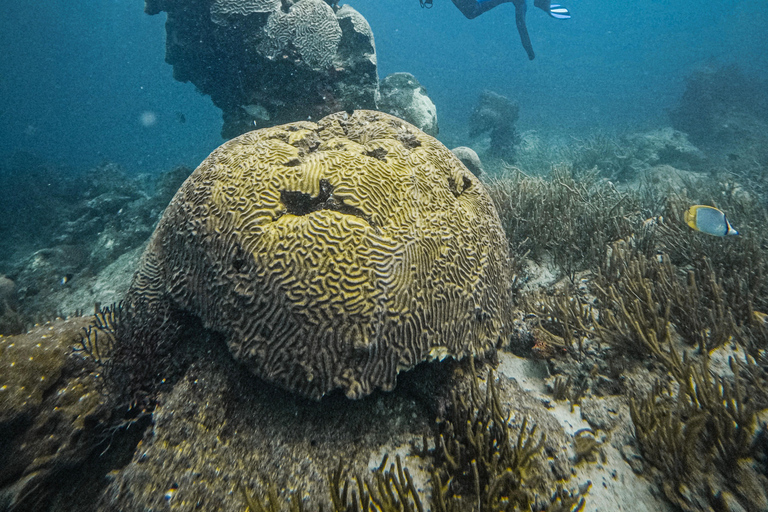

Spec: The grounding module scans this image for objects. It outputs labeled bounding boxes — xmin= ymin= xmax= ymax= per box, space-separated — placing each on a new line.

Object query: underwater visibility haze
xmin=1 ymin=0 xmax=766 ymax=171
xmin=1 ymin=1 xmax=768 ymax=511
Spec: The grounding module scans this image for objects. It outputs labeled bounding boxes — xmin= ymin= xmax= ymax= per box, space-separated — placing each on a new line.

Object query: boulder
xmin=451 ymin=146 xmax=484 ymax=177
xmin=378 ymin=72 xmax=438 ymax=136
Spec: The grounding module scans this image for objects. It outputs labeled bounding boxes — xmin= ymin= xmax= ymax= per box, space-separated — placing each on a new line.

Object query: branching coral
xmin=522 ymin=285 xmax=594 ymax=358
xmin=629 ymin=357 xmax=768 ymax=512
xmin=239 ymin=455 xmax=423 ymax=512
xmin=486 ymin=166 xmax=643 ymax=282
xmin=555 ymin=133 xmax=639 ymax=182
xmin=430 ymin=364 xmax=585 ymax=512
xmin=593 ymin=241 xmax=742 ymax=361
xmin=432 ymin=377 xmax=543 ymax=511
xmin=76 ymin=302 xmax=120 ymax=370
xmin=76 ymin=301 xmax=188 ymax=410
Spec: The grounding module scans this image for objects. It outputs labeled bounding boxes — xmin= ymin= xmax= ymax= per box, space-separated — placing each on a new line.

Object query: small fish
xmin=60 ymin=273 xmax=73 ymax=286
xmin=241 ymin=104 xmax=270 ymax=122
xmin=684 ymin=205 xmax=739 ymax=236
xmin=176 ymin=112 xmax=186 ymax=124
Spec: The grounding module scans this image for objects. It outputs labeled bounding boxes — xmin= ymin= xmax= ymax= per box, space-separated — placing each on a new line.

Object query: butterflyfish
xmin=684 ymin=205 xmax=739 ymax=236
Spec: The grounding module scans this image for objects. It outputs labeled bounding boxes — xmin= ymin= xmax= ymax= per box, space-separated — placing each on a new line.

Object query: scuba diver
xmin=425 ymin=0 xmax=571 ymax=60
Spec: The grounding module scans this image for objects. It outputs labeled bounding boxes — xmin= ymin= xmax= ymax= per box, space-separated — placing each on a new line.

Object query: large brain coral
xmin=124 ymin=110 xmax=512 ymax=399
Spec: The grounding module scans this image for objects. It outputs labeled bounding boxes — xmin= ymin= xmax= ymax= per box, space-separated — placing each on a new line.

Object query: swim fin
xmin=548 ymin=3 xmax=571 ymax=19
xmin=533 ymin=0 xmax=571 ymax=19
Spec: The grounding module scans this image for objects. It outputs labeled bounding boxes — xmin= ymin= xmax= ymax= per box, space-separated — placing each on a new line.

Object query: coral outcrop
xmin=469 ymin=90 xmax=520 ymax=162
xmin=670 ymin=64 xmax=768 ymax=151
xmin=624 ymin=127 xmax=705 ymax=171
xmin=121 ymin=110 xmax=513 ymax=400
xmin=378 ymin=72 xmax=439 ymax=136
xmin=145 ymin=0 xmax=380 ymax=138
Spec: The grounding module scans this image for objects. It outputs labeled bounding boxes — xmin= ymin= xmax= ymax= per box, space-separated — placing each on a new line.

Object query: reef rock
xmin=123 ymin=110 xmax=513 ymax=400
xmin=625 ymin=127 xmax=705 ymax=171
xmin=0 ymin=318 xmax=119 ymax=511
xmin=451 ymin=146 xmax=484 ymax=177
xmin=469 ymin=90 xmax=520 ymax=161
xmin=670 ymin=64 xmax=768 ymax=152
xmin=145 ymin=0 xmax=379 ymax=138
xmin=378 ymin=72 xmax=438 ymax=136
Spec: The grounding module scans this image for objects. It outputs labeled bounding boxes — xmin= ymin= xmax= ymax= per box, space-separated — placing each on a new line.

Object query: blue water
xmin=1 ymin=0 xmax=766 ymax=174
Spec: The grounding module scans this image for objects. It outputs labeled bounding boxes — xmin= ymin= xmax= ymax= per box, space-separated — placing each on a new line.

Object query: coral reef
xmin=469 ymin=91 xmax=520 ymax=162
xmin=6 ymin=63 xmax=768 ymax=511
xmin=670 ymin=64 xmax=768 ymax=155
xmin=120 ymin=110 xmax=513 ymax=400
xmin=479 ymin=122 xmax=768 ymax=510
xmin=0 ymin=156 xmax=189 ymax=325
xmin=378 ymin=72 xmax=438 ymax=136
xmin=145 ymin=0 xmax=380 ymax=138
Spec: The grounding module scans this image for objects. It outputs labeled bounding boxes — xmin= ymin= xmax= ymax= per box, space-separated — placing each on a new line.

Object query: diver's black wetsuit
xmin=451 ymin=0 xmax=555 ymax=60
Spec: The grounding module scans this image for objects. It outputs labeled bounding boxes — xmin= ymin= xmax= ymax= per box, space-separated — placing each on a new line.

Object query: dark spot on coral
xmin=396 ymin=131 xmax=421 ymax=150
xmin=365 ymin=148 xmax=388 ymax=162
xmin=284 ymin=158 xmax=301 ymax=167
xmin=280 ymin=179 xmax=376 ymax=228
xmin=448 ymin=175 xmax=473 ymax=198
xmin=231 ymin=248 xmax=249 ymax=273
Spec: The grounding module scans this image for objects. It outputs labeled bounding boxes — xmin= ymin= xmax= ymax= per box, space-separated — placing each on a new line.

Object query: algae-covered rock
xmin=123 ymin=110 xmax=513 ymax=400
xmin=625 ymin=127 xmax=705 ymax=171
xmin=97 ymin=341 xmax=435 ymax=511
xmin=0 ymin=318 xmax=118 ymax=511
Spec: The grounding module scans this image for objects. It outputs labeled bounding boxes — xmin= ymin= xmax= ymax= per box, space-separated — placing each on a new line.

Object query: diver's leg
xmin=513 ymin=0 xmax=535 ymax=60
